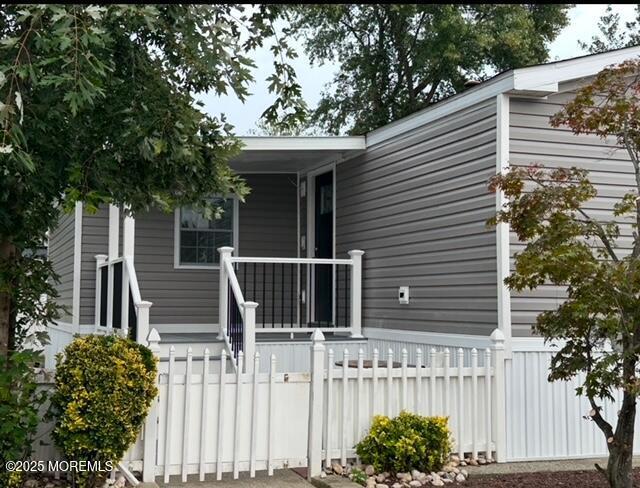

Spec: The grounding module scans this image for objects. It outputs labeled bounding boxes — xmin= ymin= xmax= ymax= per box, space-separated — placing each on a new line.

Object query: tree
xmin=0 ymin=5 xmax=306 ymax=358
xmin=489 ymin=60 xmax=640 ymax=488
xmin=579 ymin=5 xmax=640 ymax=54
xmin=287 ymin=4 xmax=570 ymax=135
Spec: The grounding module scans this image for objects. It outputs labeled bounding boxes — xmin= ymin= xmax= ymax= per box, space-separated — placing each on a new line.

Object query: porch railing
xmin=95 ymin=254 xmax=152 ymax=344
xmin=219 ymin=248 xmax=257 ymax=373
xmin=218 ymin=246 xmax=364 ymax=373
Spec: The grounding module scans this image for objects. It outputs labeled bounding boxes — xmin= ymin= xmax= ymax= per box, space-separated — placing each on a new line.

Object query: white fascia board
xmin=239 ymin=136 xmax=366 ymax=151
xmin=513 ymin=45 xmax=640 ymax=92
xmin=367 ymin=46 xmax=640 ymax=148
xmin=366 ymin=73 xmax=515 ymax=147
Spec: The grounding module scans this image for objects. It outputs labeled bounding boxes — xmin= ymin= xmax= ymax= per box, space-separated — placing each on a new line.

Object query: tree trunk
xmin=0 ymin=239 xmax=16 ymax=359
xmin=606 ymin=388 xmax=636 ymax=487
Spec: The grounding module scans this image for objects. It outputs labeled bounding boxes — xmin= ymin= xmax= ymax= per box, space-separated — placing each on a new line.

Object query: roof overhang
xmin=230 ymin=46 xmax=640 ymax=162
xmin=231 ymin=136 xmax=366 ymax=172
xmin=367 ymin=45 xmax=640 ymax=147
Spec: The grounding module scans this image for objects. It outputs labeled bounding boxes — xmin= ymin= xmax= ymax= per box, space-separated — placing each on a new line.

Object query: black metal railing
xmin=128 ymin=289 xmax=138 ymax=341
xmin=227 ymin=282 xmax=244 ymax=358
xmin=97 ymin=260 xmax=139 ymax=336
xmin=112 ymin=261 xmax=123 ymax=329
xmin=233 ymin=261 xmax=351 ymax=328
xmin=99 ymin=265 xmax=108 ymax=326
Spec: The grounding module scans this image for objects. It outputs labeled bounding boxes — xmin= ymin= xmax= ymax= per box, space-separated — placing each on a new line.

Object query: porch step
xmin=159 ymin=342 xmax=224 ymax=357
xmin=158 ymin=332 xmax=222 ymax=343
xmin=156 ymin=332 xmax=223 ymax=358
xmin=157 ymin=353 xmax=234 ymax=374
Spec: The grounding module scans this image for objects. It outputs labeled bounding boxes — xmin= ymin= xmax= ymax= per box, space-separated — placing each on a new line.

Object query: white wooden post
xmin=121 ymin=210 xmax=135 ymax=333
xmin=106 ymin=205 xmax=120 ymax=329
xmin=142 ymin=328 xmax=161 ymax=483
xmin=136 ymin=301 xmax=153 ymax=345
xmin=348 ymin=250 xmax=364 ymax=338
xmin=218 ymin=247 xmax=234 ymax=340
xmin=491 ymin=328 xmax=507 ymax=462
xmin=94 ymin=254 xmax=107 ymax=329
xmin=243 ymin=301 xmax=258 ymax=373
xmin=308 ymin=329 xmax=325 ymax=479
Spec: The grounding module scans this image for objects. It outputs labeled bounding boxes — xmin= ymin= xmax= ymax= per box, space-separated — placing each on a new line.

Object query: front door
xmin=314 ymin=171 xmax=333 ymax=324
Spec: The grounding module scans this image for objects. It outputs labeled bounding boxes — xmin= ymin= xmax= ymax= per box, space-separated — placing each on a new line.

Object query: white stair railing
xmin=124 ymin=256 xmax=152 ymax=345
xmin=218 ymin=246 xmax=256 ymax=373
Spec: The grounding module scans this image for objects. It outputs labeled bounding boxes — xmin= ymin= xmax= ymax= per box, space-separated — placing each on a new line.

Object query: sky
xmin=197 ymin=4 xmax=639 ymax=135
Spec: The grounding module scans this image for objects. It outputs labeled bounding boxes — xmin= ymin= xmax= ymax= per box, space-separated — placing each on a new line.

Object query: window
xmin=175 ymin=197 xmax=236 ymax=267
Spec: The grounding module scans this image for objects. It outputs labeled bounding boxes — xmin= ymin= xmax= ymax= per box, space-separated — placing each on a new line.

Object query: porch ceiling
xmin=231 ymin=136 xmax=366 ymax=172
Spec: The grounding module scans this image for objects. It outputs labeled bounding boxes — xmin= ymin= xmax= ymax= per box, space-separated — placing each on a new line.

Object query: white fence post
xmin=491 ymin=328 xmax=506 ymax=462
xmin=142 ymin=328 xmax=161 ymax=483
xmin=136 ymin=301 xmax=153 ymax=345
xmin=308 ymin=329 xmax=325 ymax=479
xmin=347 ymin=250 xmax=364 ymax=338
xmin=218 ymin=247 xmax=234 ymax=340
xmin=243 ymin=302 xmax=258 ymax=373
xmin=94 ymin=254 xmax=107 ymax=329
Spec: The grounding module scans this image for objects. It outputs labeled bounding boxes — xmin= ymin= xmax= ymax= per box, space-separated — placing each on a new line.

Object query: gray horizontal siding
xmin=509 ymin=88 xmax=636 ymax=337
xmin=48 ymin=211 xmax=76 ymax=322
xmin=79 ymin=207 xmax=109 ymax=324
xmin=336 ymin=98 xmax=498 ymax=336
xmin=135 ymin=173 xmax=298 ymax=325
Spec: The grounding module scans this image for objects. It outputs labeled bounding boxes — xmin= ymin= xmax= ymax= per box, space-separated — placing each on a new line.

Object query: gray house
xmin=46 ymin=47 xmax=640 ymax=461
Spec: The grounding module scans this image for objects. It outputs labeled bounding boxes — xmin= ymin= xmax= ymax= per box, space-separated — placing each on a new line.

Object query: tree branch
xmin=589 ymin=398 xmax=614 ymax=438
xmin=527 ymin=172 xmax=620 ymax=263
xmin=575 ymin=208 xmax=620 ymax=262
xmin=423 ymin=79 xmax=440 ymax=104
xmin=408 ymin=11 xmax=427 ymax=55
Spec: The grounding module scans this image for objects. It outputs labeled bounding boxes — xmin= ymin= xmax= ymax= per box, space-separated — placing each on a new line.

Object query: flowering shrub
xmin=356 ymin=411 xmax=451 ymax=474
xmin=51 ymin=335 xmax=157 ymax=487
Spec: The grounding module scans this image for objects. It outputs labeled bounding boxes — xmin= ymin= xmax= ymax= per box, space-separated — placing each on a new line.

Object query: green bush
xmin=355 ymin=411 xmax=452 ymax=474
xmin=350 ymin=467 xmax=367 ymax=485
xmin=51 ymin=334 xmax=157 ymax=487
xmin=0 ymin=351 xmax=48 ymax=488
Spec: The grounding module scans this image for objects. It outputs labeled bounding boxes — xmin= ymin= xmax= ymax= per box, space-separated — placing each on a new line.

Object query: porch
xmin=90 ymin=137 xmax=368 ymax=372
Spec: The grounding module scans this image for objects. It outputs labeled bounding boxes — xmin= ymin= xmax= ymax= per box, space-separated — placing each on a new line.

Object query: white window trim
xmin=173 ymin=197 xmax=240 ymax=270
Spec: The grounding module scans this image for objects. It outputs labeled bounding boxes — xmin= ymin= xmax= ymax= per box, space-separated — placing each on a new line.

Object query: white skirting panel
xmin=363 ymin=328 xmax=491 ymax=367
xmin=506 ymin=347 xmax=640 ymax=461
xmin=43 ymin=322 xmax=78 ymax=368
xmin=256 ymin=339 xmax=368 ymax=372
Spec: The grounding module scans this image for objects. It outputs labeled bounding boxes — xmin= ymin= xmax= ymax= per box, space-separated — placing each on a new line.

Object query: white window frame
xmin=173 ymin=197 xmax=240 ymax=270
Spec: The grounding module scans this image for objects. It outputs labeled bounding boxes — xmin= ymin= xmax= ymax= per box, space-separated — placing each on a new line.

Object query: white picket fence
xmin=133 ymin=328 xmax=506 ymax=482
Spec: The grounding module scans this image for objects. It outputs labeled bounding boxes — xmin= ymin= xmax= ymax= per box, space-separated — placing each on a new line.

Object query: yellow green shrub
xmin=51 ymin=334 xmax=157 ymax=487
xmin=355 ymin=411 xmax=452 ymax=474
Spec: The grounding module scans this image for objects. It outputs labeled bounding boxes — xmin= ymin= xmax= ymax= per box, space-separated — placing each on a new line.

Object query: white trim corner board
xmin=495 ymin=93 xmax=512 ymax=357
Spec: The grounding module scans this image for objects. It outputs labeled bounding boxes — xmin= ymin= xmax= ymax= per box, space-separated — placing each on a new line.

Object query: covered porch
xmin=91 ymin=136 xmax=367 ymax=370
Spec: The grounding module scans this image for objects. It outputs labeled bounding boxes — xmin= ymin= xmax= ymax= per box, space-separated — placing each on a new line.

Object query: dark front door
xmin=314 ymin=171 xmax=333 ymax=324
